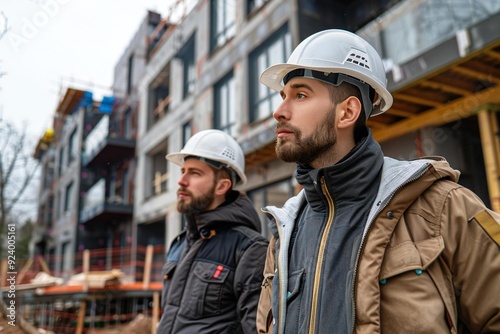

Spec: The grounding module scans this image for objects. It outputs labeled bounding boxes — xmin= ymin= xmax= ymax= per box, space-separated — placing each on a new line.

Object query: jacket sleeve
xmin=441 ymin=186 xmax=500 ymax=333
xmin=234 ymin=238 xmax=269 ymax=334
xmin=256 ymin=236 xmax=276 ymax=334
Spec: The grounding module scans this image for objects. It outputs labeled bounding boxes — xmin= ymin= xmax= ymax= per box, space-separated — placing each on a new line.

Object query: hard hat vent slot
xmin=221 ymin=147 xmax=236 ymax=162
xmin=345 ymin=50 xmax=370 ymax=70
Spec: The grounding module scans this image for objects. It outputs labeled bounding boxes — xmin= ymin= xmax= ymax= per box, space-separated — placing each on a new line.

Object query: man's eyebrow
xmin=289 ymin=82 xmax=314 ymax=91
xmin=182 ymin=166 xmax=204 ymax=173
xmin=280 ymin=82 xmax=315 ymax=97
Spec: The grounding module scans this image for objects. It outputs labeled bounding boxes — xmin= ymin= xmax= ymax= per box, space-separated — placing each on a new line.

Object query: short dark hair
xmin=324 ymin=81 xmax=369 ymax=142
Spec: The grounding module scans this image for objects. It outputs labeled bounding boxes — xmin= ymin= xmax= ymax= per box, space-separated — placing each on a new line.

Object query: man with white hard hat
xmin=157 ymin=129 xmax=268 ymax=334
xmin=256 ymin=29 xmax=500 ymax=334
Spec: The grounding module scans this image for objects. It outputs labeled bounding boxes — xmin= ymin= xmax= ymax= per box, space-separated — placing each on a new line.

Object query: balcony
xmin=80 ymin=178 xmax=133 ymax=224
xmin=83 ymin=114 xmax=135 ymax=168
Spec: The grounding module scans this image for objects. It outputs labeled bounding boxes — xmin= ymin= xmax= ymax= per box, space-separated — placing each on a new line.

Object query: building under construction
xmin=2 ymin=0 xmax=499 ymax=333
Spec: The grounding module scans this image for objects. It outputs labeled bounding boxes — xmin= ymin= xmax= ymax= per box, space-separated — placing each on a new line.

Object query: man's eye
xmin=297 ymin=93 xmax=306 ymax=99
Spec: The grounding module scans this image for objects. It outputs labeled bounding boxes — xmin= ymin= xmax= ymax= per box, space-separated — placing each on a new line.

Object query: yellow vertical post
xmin=75 ymin=300 xmax=87 ymax=334
xmin=143 ymin=245 xmax=154 ymax=290
xmin=489 ymin=110 xmax=500 ymax=177
xmin=478 ymin=109 xmax=500 ymax=213
xmin=83 ymin=249 xmax=90 ymax=292
xmin=0 ymin=259 xmax=7 ymax=287
xmin=152 ymin=291 xmax=160 ymax=334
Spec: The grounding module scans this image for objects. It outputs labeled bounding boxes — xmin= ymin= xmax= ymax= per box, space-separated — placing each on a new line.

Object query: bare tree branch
xmin=0 ymin=122 xmax=39 ymax=239
xmin=0 ymin=11 xmax=9 ymax=41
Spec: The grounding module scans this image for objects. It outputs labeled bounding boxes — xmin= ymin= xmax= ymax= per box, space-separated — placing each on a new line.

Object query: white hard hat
xmin=166 ymin=129 xmax=247 ymax=186
xmin=260 ymin=29 xmax=393 ymax=117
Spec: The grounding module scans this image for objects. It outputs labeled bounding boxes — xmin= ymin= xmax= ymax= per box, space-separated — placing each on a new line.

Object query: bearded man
xmin=157 ymin=129 xmax=268 ymax=334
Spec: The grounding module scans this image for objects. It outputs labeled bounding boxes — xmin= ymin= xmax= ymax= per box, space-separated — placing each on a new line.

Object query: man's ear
xmin=337 ymin=96 xmax=362 ymax=129
xmin=215 ymin=178 xmax=232 ymax=195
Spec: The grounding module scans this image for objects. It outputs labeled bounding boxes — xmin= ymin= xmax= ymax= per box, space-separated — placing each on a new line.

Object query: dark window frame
xmin=177 ymin=34 xmax=196 ymax=99
xmin=213 ymin=70 xmax=237 ymax=136
xmin=210 ymin=0 xmax=236 ymax=52
xmin=248 ymin=23 xmax=291 ymax=123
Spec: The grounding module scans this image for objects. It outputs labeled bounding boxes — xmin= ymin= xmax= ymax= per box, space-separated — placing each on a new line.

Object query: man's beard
xmin=275 ymin=109 xmax=336 ymax=164
xmin=177 ymin=183 xmax=216 ymax=215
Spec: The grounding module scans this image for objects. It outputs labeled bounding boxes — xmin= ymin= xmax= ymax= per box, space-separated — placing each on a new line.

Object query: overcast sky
xmin=0 ymin=0 xmax=174 ymax=140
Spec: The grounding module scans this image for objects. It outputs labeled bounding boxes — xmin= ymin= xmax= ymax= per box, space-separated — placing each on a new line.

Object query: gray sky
xmin=0 ymin=0 xmax=172 ymax=140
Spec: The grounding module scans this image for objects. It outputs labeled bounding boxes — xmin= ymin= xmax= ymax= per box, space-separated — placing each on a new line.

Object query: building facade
xmin=33 ymin=0 xmax=500 ymax=277
xmin=135 ymin=0 xmax=500 ymax=250
xmin=32 ymin=11 xmax=163 ymax=278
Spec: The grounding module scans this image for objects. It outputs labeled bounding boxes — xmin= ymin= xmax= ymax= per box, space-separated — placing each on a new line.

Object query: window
xmin=61 ymin=241 xmax=72 ymax=273
xmin=58 ymin=146 xmax=64 ymax=176
xmin=214 ymin=71 xmax=237 ymax=136
xmin=148 ymin=63 xmax=171 ymax=128
xmin=43 ymin=157 xmax=55 ymax=188
xmin=148 ymin=142 xmax=168 ymax=197
xmin=68 ymin=129 xmax=78 ymax=165
xmin=56 ymin=190 xmax=61 ymax=219
xmin=121 ymin=167 xmax=129 ymax=203
xmin=64 ymin=182 xmax=74 ymax=213
xmin=182 ymin=121 xmax=192 ymax=146
xmin=178 ymin=34 xmax=196 ymax=99
xmin=127 ymin=53 xmax=134 ymax=95
xmin=249 ymin=24 xmax=292 ymax=123
xmin=47 ymin=195 xmax=54 ymax=229
xmin=247 ymin=178 xmax=295 ymax=239
xmin=210 ymin=0 xmax=236 ymax=51
xmin=247 ymin=0 xmax=268 ymax=16
xmin=124 ymin=107 xmax=132 ymax=139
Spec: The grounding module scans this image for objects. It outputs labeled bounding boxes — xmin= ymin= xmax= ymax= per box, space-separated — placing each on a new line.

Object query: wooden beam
xmin=373 ymin=85 xmax=500 ymax=143
xmin=485 ymin=49 xmax=500 ymax=62
xmin=83 ymin=249 xmax=90 ymax=292
xmin=384 ymin=108 xmax=416 ymax=118
xmin=419 ymin=80 xmax=471 ymax=96
xmin=152 ymin=292 xmax=160 ymax=334
xmin=17 ymin=258 xmax=34 ymax=284
xmin=143 ymin=245 xmax=154 ymax=290
xmin=366 ymin=121 xmax=387 ymax=130
xmin=0 ymin=259 xmax=6 ymax=287
xmin=478 ymin=109 xmax=500 ymax=213
xmin=37 ymin=256 xmax=51 ymax=275
xmin=393 ymin=93 xmax=442 ymax=107
xmin=453 ymin=66 xmax=500 ymax=83
xmin=75 ymin=300 xmax=87 ymax=334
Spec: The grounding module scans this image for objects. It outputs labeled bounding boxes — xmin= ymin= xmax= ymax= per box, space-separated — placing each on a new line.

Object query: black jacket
xmin=157 ymin=191 xmax=269 ymax=334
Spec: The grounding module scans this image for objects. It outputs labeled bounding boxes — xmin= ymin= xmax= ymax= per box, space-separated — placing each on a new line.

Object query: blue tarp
xmin=99 ymin=96 xmax=115 ymax=114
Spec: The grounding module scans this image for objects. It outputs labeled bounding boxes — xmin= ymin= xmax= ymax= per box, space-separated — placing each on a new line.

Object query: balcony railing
xmin=80 ymin=178 xmax=133 ymax=224
xmin=83 ymin=114 xmax=135 ymax=167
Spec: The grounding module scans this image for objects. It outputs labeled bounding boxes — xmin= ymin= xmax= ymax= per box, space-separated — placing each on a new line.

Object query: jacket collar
xmin=185 ymin=191 xmax=262 ymax=242
xmin=295 ymin=131 xmax=384 ymax=212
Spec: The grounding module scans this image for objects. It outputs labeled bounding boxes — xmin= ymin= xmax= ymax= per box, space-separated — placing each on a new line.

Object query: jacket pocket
xmin=161 ymin=262 xmax=177 ymax=308
xmin=186 ymin=261 xmax=231 ymax=318
xmin=283 ymin=268 xmax=306 ymax=332
xmin=379 ymin=236 xmax=451 ymax=333
xmin=379 ymin=236 xmax=444 ymax=280
xmin=286 ymin=268 xmax=305 ymax=304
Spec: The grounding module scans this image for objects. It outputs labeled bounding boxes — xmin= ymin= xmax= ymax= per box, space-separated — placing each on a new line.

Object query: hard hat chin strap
xmin=283 ymin=69 xmax=374 ymax=118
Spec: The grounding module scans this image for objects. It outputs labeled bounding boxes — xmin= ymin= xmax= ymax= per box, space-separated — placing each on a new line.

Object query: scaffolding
xmin=0 ymin=245 xmax=164 ymax=334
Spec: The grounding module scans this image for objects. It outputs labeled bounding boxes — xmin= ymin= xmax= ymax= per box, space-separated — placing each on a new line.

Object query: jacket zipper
xmin=350 ymin=164 xmax=430 ymax=333
xmin=308 ymin=176 xmax=335 ymax=334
